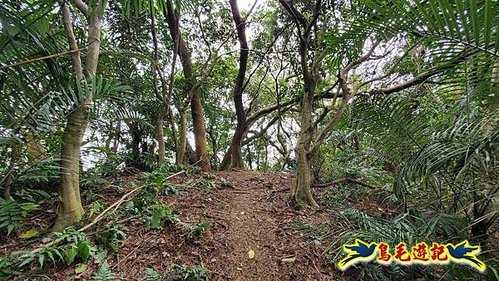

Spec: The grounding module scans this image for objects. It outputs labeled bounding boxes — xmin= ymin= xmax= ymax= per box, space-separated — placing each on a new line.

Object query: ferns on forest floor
xmin=0 ymin=198 xmax=39 ymax=236
xmin=142 ymin=264 xmax=209 ymax=281
xmin=97 ymin=224 xmax=127 ymax=253
xmin=92 ymin=261 xmax=115 ymax=281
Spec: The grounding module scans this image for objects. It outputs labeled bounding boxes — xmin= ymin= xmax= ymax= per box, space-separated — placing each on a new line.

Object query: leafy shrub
xmin=145 ymin=204 xmax=179 ymax=230
xmin=8 ymin=228 xmax=95 ymax=271
xmin=140 ymin=168 xmax=185 ymax=196
xmin=163 ymin=264 xmax=209 ymax=281
xmin=0 ymin=257 xmax=16 ymax=279
xmin=13 ymin=158 xmax=60 ymax=190
xmin=180 ymin=221 xmax=212 ymax=244
xmin=97 ymin=224 xmax=127 ymax=253
xmin=0 ymin=198 xmax=39 ymax=235
xmin=143 ymin=267 xmax=160 ymax=281
xmin=88 ymin=201 xmax=105 ymax=219
xmin=81 ymin=172 xmax=110 ymax=188
xmin=127 ymin=186 xmax=159 ymax=213
xmin=14 ymin=187 xmax=52 ymax=203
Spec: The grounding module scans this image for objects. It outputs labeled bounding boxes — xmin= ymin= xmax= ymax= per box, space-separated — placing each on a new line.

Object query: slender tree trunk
xmin=55 ymin=105 xmax=89 ymax=231
xmin=220 ymin=146 xmax=232 ymax=169
xmin=149 ymin=3 xmax=166 ymax=166
xmin=291 ymin=27 xmax=319 ymax=207
xmin=54 ymin=1 xmax=105 ymax=231
xmin=226 ymin=0 xmax=249 ymax=170
xmin=111 ymin=121 xmax=121 ymax=153
xmin=293 ymin=87 xmax=319 ymax=207
xmin=246 ymin=146 xmax=253 ymax=169
xmin=2 ymin=143 xmax=19 ymax=200
xmin=156 ymin=111 xmax=165 ymax=165
xmin=164 ymin=0 xmax=211 ymax=170
xmin=176 ymin=110 xmax=187 ymax=165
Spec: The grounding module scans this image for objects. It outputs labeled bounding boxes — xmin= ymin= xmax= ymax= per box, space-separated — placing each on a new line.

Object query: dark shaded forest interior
xmin=0 ymin=0 xmax=498 ymax=280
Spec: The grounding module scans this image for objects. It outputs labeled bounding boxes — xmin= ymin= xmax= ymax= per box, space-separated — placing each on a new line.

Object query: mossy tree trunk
xmin=292 ymin=64 xmax=319 ymax=206
xmin=53 ymin=1 xmax=106 ymax=232
xmin=279 ymin=0 xmax=322 ymax=208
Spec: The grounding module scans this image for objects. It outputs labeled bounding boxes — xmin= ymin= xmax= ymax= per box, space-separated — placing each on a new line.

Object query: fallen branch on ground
xmin=20 ymin=170 xmax=187 ymax=258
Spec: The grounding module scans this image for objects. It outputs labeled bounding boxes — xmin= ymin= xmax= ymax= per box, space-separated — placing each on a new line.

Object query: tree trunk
xmin=293 ymin=87 xmax=318 ymax=207
xmin=156 ymin=111 xmax=165 ymax=166
xmin=228 ymin=129 xmax=246 ymax=169
xmin=111 ymin=120 xmax=121 ymax=153
xmin=53 ymin=105 xmax=88 ymax=231
xmin=291 ymin=21 xmax=318 ymax=207
xmin=226 ymin=0 xmax=249 ymax=170
xmin=191 ymin=91 xmax=211 ymax=170
xmin=293 ymin=148 xmax=318 ymax=207
xmin=220 ymin=146 xmax=232 ymax=169
xmin=164 ymin=0 xmax=210 ymax=171
xmin=2 ymin=143 xmax=19 ymax=200
xmin=176 ymin=110 xmax=187 ymax=165
xmin=54 ymin=1 xmax=104 ymax=231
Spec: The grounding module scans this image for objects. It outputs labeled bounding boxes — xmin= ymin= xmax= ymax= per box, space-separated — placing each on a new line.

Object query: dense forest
xmin=0 ymin=0 xmax=498 ymax=280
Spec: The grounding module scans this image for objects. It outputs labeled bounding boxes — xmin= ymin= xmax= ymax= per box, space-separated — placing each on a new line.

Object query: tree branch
xmin=370 ymin=49 xmax=477 ymax=95
xmin=72 ymin=0 xmax=89 ymax=18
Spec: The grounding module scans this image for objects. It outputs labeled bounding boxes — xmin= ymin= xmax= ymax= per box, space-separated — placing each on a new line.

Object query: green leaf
xmin=77 ymin=241 xmax=91 ymax=261
xmin=483 ymin=0 xmax=492 ymax=48
xmin=94 ymin=249 xmax=108 ymax=264
xmin=65 ymin=247 xmax=78 ymax=265
xmin=46 ymin=250 xmax=55 ymax=265
xmin=18 ymin=256 xmax=34 ymax=268
xmin=75 ymin=263 xmax=88 ymax=274
xmin=20 ymin=229 xmax=39 ymax=240
xmin=468 ymin=0 xmax=480 ymax=45
xmin=7 ymin=224 xmax=14 ymax=235
xmin=38 ymin=254 xmax=45 ymax=268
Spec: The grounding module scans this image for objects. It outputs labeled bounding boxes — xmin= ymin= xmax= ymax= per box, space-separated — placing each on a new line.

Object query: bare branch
xmin=242 ymin=114 xmax=282 ymax=146
xmin=359 ymin=39 xmax=423 ymax=88
xmin=343 ymin=39 xmax=381 ymax=73
xmin=370 ymin=49 xmax=477 ymax=95
xmin=72 ymin=0 xmax=89 ymax=18
xmin=60 ymin=1 xmax=83 ymax=80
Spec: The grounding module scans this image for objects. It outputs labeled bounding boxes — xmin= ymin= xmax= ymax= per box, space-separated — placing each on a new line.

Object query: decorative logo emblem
xmin=338 ymin=239 xmax=486 ymax=272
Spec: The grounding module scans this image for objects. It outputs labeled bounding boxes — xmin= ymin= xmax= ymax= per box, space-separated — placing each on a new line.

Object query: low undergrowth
xmin=0 ymin=164 xmax=220 ymax=280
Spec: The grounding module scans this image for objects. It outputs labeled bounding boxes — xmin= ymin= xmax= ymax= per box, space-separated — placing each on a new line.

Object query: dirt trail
xmin=46 ymin=171 xmax=344 ymax=280
xmin=217 ymin=171 xmax=284 ymax=280
xmin=199 ymin=171 xmax=337 ymax=281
